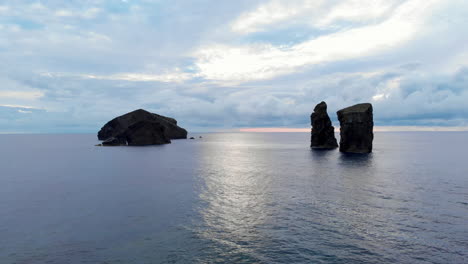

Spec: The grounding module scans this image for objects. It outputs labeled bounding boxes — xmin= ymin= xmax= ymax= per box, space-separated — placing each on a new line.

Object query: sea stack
xmin=337 ymin=103 xmax=374 ymax=153
xmin=97 ymin=109 xmax=187 ymax=146
xmin=310 ymin=101 xmax=338 ymax=149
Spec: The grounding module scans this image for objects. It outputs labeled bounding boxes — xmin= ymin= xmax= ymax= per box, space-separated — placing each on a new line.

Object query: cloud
xmin=0 ymin=90 xmax=44 ymax=99
xmin=42 ymin=70 xmax=196 ymax=83
xmin=54 ymin=7 xmax=101 ymax=19
xmin=0 ymin=0 xmax=467 ymax=132
xmin=0 ymin=5 xmax=9 ymax=14
xmin=0 ymin=104 xmax=42 ymax=110
xmin=195 ymin=0 xmax=444 ymax=82
xmin=315 ymin=0 xmax=401 ymax=28
xmin=230 ymin=0 xmax=406 ymax=34
xmin=231 ymin=0 xmax=324 ymax=34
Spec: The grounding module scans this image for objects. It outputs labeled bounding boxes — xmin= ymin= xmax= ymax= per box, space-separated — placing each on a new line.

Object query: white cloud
xmin=0 ymin=104 xmax=42 ymax=110
xmin=0 ymin=5 xmax=9 ymax=14
xmin=86 ymin=72 xmax=195 ymax=83
xmin=86 ymin=31 xmax=112 ymax=42
xmin=54 ymin=8 xmax=101 ymax=19
xmin=372 ymin=77 xmax=401 ymax=101
xmin=29 ymin=3 xmax=46 ymax=11
xmin=316 ymin=0 xmax=400 ymax=28
xmin=42 ymin=70 xmax=195 ymax=83
xmin=231 ymin=0 xmax=404 ymax=34
xmin=196 ymin=0 xmax=443 ymax=82
xmin=55 ymin=9 xmax=74 ymax=17
xmin=0 ymin=90 xmax=44 ymax=99
xmin=83 ymin=8 xmax=101 ymax=19
xmin=231 ymin=0 xmax=324 ymax=34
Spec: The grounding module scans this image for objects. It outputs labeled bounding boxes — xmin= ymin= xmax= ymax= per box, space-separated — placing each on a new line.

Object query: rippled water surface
xmin=1 ymin=133 xmax=467 ymax=263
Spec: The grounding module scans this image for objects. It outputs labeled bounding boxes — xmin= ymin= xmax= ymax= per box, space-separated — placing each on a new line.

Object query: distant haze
xmin=240 ymin=126 xmax=468 ymax=133
xmin=0 ymin=0 xmax=467 ymax=133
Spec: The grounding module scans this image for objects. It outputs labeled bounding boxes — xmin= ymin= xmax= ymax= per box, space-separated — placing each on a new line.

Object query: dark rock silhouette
xmin=190 ymin=137 xmax=195 ymax=139
xmin=310 ymin=101 xmax=338 ymax=149
xmin=124 ymin=121 xmax=171 ymax=146
xmin=100 ymin=121 xmax=170 ymax=146
xmin=101 ymin=136 xmax=127 ymax=146
xmin=337 ymin=103 xmax=374 ymax=153
xmin=97 ymin=109 xmax=187 ymax=146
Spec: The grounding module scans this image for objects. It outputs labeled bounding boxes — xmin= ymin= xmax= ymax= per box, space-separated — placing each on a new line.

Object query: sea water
xmin=0 ymin=132 xmax=467 ymax=263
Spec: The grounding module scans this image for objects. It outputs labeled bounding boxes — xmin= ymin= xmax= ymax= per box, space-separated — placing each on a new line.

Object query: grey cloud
xmin=0 ymin=0 xmax=467 ymax=132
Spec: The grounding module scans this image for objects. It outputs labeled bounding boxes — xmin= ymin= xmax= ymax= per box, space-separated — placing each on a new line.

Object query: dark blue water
xmin=0 ymin=133 xmax=467 ymax=264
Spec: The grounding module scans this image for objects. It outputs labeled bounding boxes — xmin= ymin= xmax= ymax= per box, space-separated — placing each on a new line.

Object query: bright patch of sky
xmin=0 ymin=0 xmax=467 ymax=132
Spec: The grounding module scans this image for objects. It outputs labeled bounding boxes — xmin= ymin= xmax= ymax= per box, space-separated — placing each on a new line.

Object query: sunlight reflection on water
xmin=190 ymin=133 xmax=467 ymax=263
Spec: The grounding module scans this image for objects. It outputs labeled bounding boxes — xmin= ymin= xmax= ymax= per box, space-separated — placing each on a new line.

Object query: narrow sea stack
xmin=97 ymin=109 xmax=187 ymax=146
xmin=337 ymin=103 xmax=374 ymax=153
xmin=310 ymin=101 xmax=338 ymax=149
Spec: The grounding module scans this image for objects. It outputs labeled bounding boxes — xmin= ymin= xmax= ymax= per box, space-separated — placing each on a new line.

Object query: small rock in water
xmin=102 ymin=137 xmax=127 ymax=146
xmin=190 ymin=137 xmax=195 ymax=139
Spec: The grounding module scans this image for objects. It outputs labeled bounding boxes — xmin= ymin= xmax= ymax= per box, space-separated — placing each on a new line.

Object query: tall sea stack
xmin=337 ymin=103 xmax=374 ymax=153
xmin=311 ymin=101 xmax=338 ymax=149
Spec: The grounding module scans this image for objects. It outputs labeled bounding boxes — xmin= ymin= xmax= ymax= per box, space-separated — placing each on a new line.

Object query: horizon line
xmin=1 ymin=126 xmax=468 ymax=134
xmin=238 ymin=126 xmax=468 ymax=133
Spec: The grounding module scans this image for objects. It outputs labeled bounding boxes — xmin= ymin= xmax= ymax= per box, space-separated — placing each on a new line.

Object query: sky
xmin=1 ymin=0 xmax=468 ymax=133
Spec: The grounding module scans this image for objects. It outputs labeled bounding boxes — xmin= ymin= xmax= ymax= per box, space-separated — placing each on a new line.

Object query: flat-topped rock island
xmin=97 ymin=109 xmax=187 ymax=146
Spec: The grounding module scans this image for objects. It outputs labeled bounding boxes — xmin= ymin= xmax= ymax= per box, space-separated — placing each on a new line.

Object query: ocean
xmin=0 ymin=132 xmax=467 ymax=264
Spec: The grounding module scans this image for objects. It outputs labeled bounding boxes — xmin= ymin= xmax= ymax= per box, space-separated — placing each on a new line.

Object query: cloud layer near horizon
xmin=1 ymin=0 xmax=467 ymax=132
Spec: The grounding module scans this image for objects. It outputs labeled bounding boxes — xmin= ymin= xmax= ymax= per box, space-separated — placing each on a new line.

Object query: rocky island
xmin=310 ymin=101 xmax=338 ymax=149
xmin=337 ymin=103 xmax=374 ymax=153
xmin=97 ymin=109 xmax=187 ymax=146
